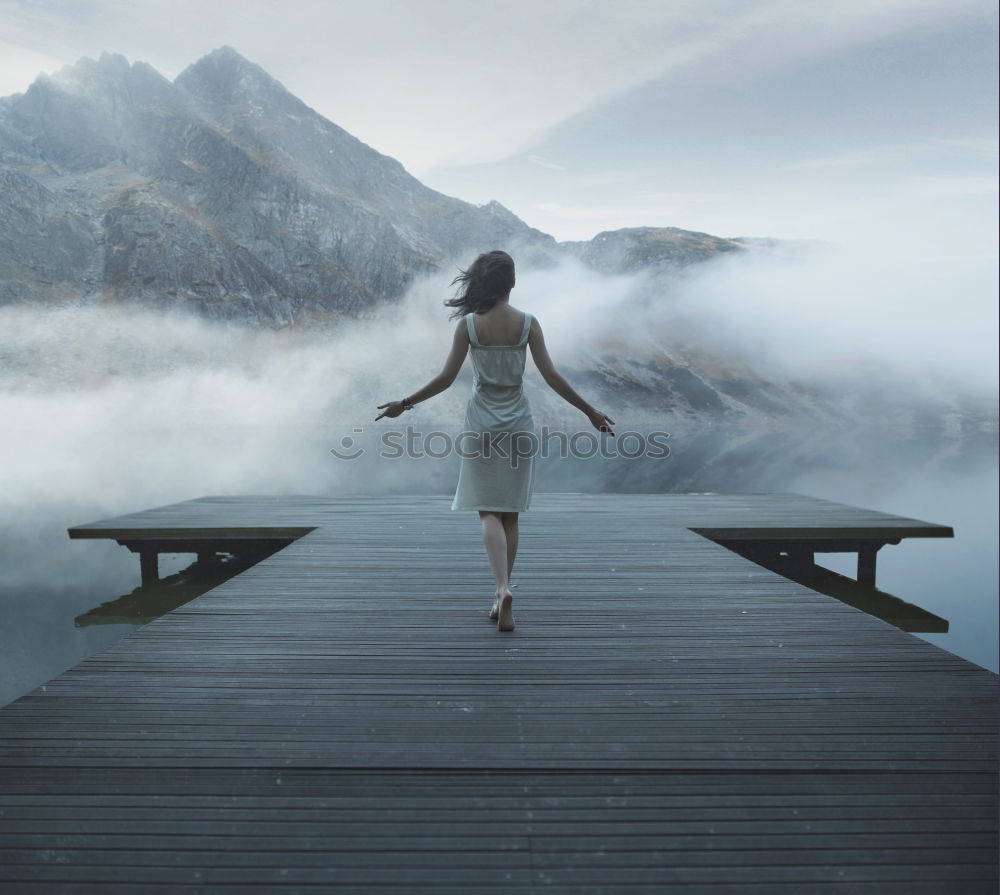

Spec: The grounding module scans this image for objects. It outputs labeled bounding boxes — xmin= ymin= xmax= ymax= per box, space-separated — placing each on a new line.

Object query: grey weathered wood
xmin=0 ymin=493 xmax=995 ymax=893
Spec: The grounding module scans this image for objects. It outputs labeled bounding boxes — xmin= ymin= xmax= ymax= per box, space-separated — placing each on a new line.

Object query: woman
xmin=376 ymin=250 xmax=614 ymax=632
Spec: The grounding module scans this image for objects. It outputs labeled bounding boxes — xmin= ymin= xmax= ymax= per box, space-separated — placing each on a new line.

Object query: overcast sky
xmin=0 ymin=0 xmax=996 ymax=246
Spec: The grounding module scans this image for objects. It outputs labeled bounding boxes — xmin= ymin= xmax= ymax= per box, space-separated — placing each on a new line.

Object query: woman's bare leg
xmin=479 ymin=511 xmax=514 ymax=631
xmin=479 ymin=511 xmax=509 ymax=592
xmin=502 ymin=511 xmax=519 ymax=581
xmin=489 ymin=512 xmax=520 ymax=620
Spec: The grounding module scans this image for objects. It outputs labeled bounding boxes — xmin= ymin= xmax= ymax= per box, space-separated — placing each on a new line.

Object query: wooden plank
xmin=0 ymin=493 xmax=995 ymax=893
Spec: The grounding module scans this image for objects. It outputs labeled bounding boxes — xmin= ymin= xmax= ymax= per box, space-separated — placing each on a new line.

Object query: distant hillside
xmin=560 ymin=227 xmax=748 ymax=275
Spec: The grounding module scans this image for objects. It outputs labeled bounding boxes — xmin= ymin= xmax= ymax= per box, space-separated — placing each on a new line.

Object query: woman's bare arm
xmin=528 ymin=318 xmax=615 ymax=434
xmin=375 ymin=320 xmax=470 ymax=420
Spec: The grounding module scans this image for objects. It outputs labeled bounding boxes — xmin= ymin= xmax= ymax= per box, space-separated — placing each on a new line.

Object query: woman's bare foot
xmin=490 ymin=582 xmax=516 ymax=619
xmin=497 ymin=590 xmax=515 ymax=632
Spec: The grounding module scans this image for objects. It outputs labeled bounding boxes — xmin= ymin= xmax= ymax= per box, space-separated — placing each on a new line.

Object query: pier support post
xmin=139 ymin=549 xmax=159 ymax=586
xmin=858 ymin=545 xmax=879 ymax=588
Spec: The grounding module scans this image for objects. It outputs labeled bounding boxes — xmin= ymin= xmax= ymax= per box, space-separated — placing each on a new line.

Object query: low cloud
xmin=2 ymin=232 xmax=994 ymax=521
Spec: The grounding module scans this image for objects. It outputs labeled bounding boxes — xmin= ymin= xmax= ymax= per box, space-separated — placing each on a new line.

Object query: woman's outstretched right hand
xmin=375 ymin=401 xmax=405 ymax=421
xmin=587 ymin=409 xmax=615 ymax=435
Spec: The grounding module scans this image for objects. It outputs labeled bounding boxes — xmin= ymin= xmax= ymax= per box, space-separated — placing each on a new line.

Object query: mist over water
xmin=1 ymin=244 xmax=997 ymax=706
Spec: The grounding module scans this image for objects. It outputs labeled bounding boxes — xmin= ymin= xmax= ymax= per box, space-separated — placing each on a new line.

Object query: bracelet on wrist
xmin=401 ymin=397 xmax=414 ymax=411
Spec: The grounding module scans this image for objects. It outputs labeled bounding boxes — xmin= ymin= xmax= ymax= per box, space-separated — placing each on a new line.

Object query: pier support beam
xmin=784 ymin=550 xmax=815 ymax=576
xmin=116 ymin=537 xmax=295 ymax=589
xmin=709 ymin=536 xmax=899 ymax=591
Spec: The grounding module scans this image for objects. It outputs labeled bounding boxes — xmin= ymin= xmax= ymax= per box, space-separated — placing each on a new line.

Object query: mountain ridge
xmin=0 ymin=46 xmax=756 ymax=326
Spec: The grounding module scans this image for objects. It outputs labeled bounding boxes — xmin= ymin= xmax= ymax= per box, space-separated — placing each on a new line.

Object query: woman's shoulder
xmin=453 ymin=314 xmax=473 ymax=338
xmin=506 ymin=305 xmax=536 ymax=324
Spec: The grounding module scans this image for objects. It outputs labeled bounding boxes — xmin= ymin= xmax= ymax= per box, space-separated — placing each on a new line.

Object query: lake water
xmin=1 ymin=422 xmax=996 ymax=707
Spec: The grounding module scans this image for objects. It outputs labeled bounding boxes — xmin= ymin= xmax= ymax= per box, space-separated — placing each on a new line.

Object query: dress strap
xmin=465 ymin=312 xmax=480 ymax=347
xmin=518 ymin=312 xmax=533 ymax=346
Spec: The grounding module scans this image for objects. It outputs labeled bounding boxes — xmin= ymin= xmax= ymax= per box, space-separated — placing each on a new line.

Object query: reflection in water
xmin=75 ymin=552 xmax=263 ymax=627
xmin=713 ymin=541 xmax=949 ymax=633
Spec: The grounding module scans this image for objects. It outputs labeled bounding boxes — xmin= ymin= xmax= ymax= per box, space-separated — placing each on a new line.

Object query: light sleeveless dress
xmin=451 ymin=311 xmax=537 ymax=512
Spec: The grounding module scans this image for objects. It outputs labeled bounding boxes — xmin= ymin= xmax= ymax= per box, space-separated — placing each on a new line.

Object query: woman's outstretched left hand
xmin=587 ymin=409 xmax=616 ymax=435
xmin=375 ymin=401 xmax=404 ymax=421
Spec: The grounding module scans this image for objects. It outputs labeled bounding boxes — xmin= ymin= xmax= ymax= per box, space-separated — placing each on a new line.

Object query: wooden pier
xmin=0 ymin=493 xmax=996 ymax=892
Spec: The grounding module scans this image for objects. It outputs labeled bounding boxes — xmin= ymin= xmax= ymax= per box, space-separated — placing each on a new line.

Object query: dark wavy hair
xmin=444 ymin=250 xmax=516 ymax=319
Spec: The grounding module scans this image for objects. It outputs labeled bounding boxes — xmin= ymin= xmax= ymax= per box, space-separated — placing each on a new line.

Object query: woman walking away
xmin=376 ymin=250 xmax=614 ymax=632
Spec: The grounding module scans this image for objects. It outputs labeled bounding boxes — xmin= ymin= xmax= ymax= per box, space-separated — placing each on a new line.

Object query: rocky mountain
xmin=0 ymin=48 xmax=561 ymax=325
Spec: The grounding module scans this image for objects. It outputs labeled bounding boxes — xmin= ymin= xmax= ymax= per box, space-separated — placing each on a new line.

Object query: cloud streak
xmin=1 ymin=0 xmax=992 ymax=173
